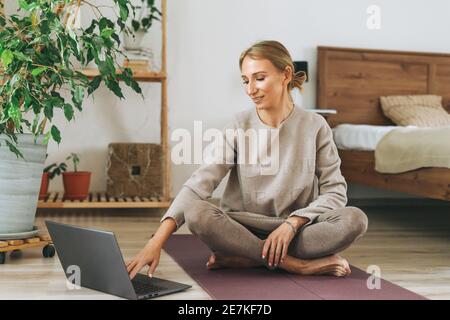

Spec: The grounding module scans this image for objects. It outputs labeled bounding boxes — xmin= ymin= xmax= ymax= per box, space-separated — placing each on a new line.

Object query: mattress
xmin=332 ymin=124 xmax=399 ymax=151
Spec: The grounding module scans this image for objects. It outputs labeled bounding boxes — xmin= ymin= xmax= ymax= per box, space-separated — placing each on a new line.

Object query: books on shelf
xmin=123 ymin=48 xmax=153 ymax=71
xmin=123 ymin=59 xmax=150 ymax=70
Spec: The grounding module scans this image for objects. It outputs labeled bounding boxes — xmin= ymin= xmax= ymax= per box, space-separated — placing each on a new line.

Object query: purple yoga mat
xmin=163 ymin=234 xmax=426 ymax=300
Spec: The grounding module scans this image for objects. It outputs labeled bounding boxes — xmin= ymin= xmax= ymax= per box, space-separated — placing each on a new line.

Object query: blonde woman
xmin=127 ymin=40 xmax=368 ymax=279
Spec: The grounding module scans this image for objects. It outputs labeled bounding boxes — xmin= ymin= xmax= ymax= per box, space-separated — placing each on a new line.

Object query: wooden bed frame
xmin=316 ymin=46 xmax=450 ymax=201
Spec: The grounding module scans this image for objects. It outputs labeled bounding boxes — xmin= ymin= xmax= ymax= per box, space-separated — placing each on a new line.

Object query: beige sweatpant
xmin=185 ymin=200 xmax=368 ymax=270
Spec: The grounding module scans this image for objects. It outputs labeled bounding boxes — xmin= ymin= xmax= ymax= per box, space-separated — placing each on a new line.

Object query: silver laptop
xmin=45 ymin=220 xmax=192 ymax=300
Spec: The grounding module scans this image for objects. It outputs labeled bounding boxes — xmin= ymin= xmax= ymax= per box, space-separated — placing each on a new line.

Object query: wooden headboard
xmin=316 ymin=46 xmax=450 ymax=127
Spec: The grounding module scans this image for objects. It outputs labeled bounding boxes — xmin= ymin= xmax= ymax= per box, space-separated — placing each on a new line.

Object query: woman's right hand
xmin=126 ymin=239 xmax=161 ymax=280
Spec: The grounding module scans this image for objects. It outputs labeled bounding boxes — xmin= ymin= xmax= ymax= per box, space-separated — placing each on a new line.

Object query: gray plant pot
xmin=0 ymin=134 xmax=47 ymax=234
xmin=123 ymin=30 xmax=146 ymax=50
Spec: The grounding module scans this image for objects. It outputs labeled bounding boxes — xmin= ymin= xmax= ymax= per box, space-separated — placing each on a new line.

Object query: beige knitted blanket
xmin=375 ymin=126 xmax=450 ymax=173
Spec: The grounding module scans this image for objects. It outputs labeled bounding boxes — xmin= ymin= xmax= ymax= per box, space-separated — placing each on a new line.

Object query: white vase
xmin=0 ymin=134 xmax=47 ymax=234
xmin=123 ymin=30 xmax=147 ymax=50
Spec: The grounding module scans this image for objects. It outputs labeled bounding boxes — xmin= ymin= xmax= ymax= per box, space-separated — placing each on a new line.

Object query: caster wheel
xmin=43 ymin=245 xmax=55 ymax=258
xmin=0 ymin=252 xmax=5 ymax=264
xmin=10 ymin=249 xmax=22 ymax=258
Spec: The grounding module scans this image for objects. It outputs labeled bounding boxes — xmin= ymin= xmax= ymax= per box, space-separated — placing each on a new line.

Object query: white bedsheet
xmin=332 ymin=124 xmax=399 ymax=151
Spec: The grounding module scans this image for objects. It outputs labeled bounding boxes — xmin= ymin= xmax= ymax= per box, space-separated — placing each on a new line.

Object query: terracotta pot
xmin=39 ymin=172 xmax=49 ymax=200
xmin=62 ymin=171 xmax=91 ymax=200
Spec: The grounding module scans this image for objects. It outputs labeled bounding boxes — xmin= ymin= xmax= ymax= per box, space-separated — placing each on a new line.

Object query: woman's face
xmin=241 ymin=56 xmax=291 ymax=111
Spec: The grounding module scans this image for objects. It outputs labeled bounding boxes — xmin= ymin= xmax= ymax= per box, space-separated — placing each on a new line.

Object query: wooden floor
xmin=0 ymin=204 xmax=449 ymax=300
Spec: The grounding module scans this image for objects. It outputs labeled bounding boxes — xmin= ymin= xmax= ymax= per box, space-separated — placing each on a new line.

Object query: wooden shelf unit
xmin=38 ymin=192 xmax=171 ymax=209
xmin=76 ymin=0 xmax=171 ymax=209
xmin=81 ymin=68 xmax=167 ymax=82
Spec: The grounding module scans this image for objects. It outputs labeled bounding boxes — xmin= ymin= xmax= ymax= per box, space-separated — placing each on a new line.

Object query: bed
xmin=316 ymin=46 xmax=450 ymax=201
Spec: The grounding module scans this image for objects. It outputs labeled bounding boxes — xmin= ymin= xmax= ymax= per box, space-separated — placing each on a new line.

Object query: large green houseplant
xmin=0 ymin=0 xmax=143 ymax=236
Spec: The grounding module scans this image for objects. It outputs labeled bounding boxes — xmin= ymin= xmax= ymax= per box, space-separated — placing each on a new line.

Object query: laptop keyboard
xmin=132 ymin=279 xmax=167 ymax=295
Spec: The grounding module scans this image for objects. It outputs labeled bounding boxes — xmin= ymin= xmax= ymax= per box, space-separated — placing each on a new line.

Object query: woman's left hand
xmin=262 ymin=217 xmax=307 ymax=267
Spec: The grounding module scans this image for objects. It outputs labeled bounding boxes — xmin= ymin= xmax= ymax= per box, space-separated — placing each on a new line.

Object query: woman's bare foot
xmin=205 ymin=252 xmax=351 ymax=277
xmin=278 ymin=254 xmax=351 ymax=277
xmin=206 ymin=253 xmax=263 ymax=270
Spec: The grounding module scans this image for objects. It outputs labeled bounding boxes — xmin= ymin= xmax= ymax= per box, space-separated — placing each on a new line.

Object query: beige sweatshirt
xmin=160 ymin=105 xmax=348 ymax=232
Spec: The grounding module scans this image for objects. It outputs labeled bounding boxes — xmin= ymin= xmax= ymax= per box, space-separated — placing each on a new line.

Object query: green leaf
xmin=105 ymin=57 xmax=116 ymax=74
xmin=22 ymin=119 xmax=31 ymax=127
xmin=97 ymin=60 xmax=114 ymax=76
xmin=5 ymin=140 xmax=24 ymax=159
xmin=23 ymin=90 xmax=33 ymax=110
xmin=32 ymin=101 xmax=41 ymax=115
xmin=75 ymin=86 xmax=85 ymax=105
xmin=131 ymin=20 xmax=140 ymax=31
xmin=120 ymin=68 xmax=142 ymax=95
xmin=13 ymin=51 xmax=32 ymax=62
xmin=63 ymin=103 xmax=74 ymax=121
xmin=40 ymin=19 xmax=50 ymax=34
xmin=105 ymin=79 xmax=124 ymax=99
xmin=31 ymin=66 xmax=48 ymax=77
xmin=101 ymin=27 xmax=114 ymax=39
xmin=31 ymin=115 xmax=40 ymax=134
xmin=8 ymin=105 xmax=22 ymax=128
xmin=43 ymin=131 xmax=51 ymax=145
xmin=60 ymin=69 xmax=74 ymax=78
xmin=18 ymin=0 xmax=39 ymax=11
xmin=86 ymin=47 xmax=95 ymax=65
xmin=98 ymin=18 xmax=109 ymax=31
xmin=1 ymin=50 xmax=13 ymax=68
xmin=99 ymin=18 xmax=114 ymax=31
xmin=72 ymin=85 xmax=85 ymax=110
xmin=92 ymin=36 xmax=105 ymax=51
xmin=43 ymin=163 xmax=57 ymax=173
xmin=51 ymin=125 xmax=61 ymax=144
xmin=68 ymin=28 xmax=77 ymax=41
xmin=88 ymin=75 xmax=102 ymax=95
xmin=18 ymin=0 xmax=30 ymax=11
xmin=117 ymin=19 xmax=125 ymax=30
xmin=85 ymin=20 xmax=97 ymax=34
xmin=141 ymin=17 xmax=150 ymax=28
xmin=119 ymin=3 xmax=129 ymax=21
xmin=44 ymin=101 xmax=54 ymax=120
xmin=129 ymin=79 xmax=142 ymax=95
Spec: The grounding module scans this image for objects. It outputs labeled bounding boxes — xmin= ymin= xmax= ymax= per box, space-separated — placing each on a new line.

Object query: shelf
xmin=308 ymin=109 xmax=337 ymax=114
xmin=38 ymin=192 xmax=172 ymax=209
xmin=81 ymin=68 xmax=166 ymax=82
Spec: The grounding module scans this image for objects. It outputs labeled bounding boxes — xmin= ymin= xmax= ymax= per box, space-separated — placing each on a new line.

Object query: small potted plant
xmin=39 ymin=160 xmax=68 ymax=200
xmin=62 ymin=153 xmax=91 ymax=200
xmin=124 ymin=0 xmax=162 ymax=50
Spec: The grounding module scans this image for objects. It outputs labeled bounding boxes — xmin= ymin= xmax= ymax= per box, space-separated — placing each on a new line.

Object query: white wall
xmin=6 ymin=0 xmax=450 ymax=199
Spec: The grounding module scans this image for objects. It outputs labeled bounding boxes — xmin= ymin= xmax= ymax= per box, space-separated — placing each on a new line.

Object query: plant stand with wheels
xmin=0 ymin=234 xmax=55 ymax=265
